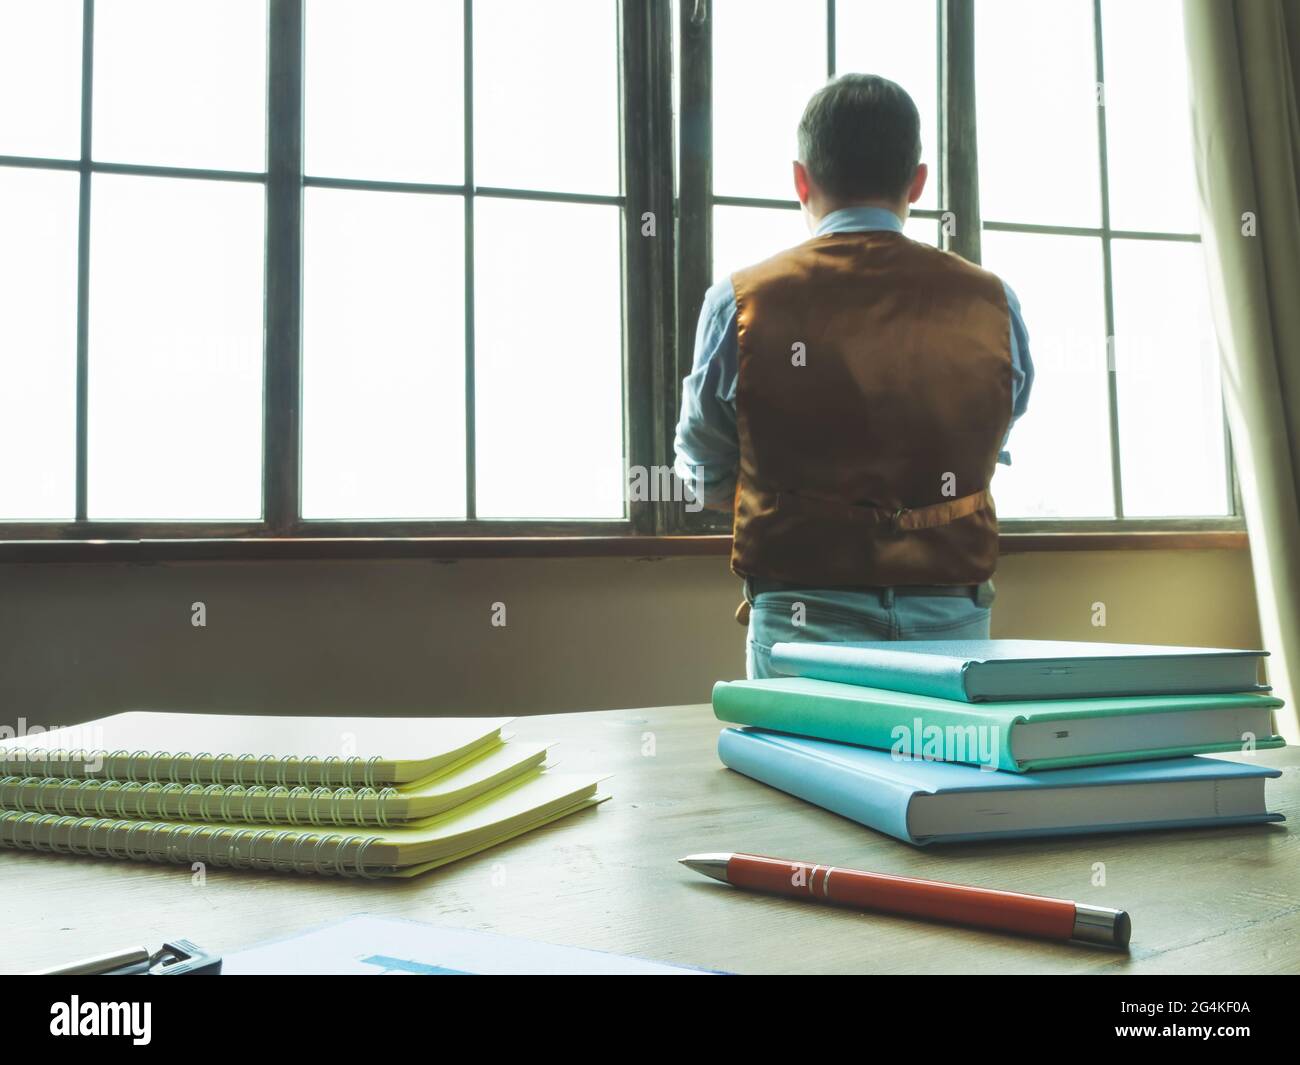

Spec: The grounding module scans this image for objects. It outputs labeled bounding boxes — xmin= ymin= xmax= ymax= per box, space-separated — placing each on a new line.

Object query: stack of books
xmin=0 ymin=712 xmax=607 ymax=877
xmin=713 ymin=640 xmax=1286 ymax=845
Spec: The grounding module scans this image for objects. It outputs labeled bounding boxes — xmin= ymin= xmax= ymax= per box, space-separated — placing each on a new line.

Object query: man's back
xmin=731 ymin=228 xmax=1012 ymax=588
xmin=671 ymin=75 xmax=1033 ymax=677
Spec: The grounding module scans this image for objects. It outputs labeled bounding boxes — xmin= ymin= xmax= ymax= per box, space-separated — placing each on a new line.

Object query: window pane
xmin=93 ymin=0 xmax=266 ymax=171
xmin=0 ymin=0 xmax=82 ymax=158
xmin=836 ymin=0 xmax=938 ymax=209
xmin=713 ymin=204 xmax=807 ymax=281
xmin=474 ymin=199 xmax=623 ymax=519
xmin=982 ymin=230 xmax=1113 ymax=518
xmin=714 ymin=0 xmax=826 ymax=200
xmin=976 ymin=0 xmax=1100 ymax=227
xmin=905 ymin=215 xmax=939 ymax=246
xmin=88 ymin=175 xmax=264 ymax=519
xmin=302 ymin=189 xmax=466 ymax=519
xmin=305 ymin=0 xmax=462 ymax=184
xmin=0 ymin=168 xmax=79 ymax=519
xmin=474 ymin=0 xmax=618 ymax=195
xmin=1112 ymin=240 xmax=1228 ymax=517
xmin=1101 ymin=0 xmax=1199 ymax=234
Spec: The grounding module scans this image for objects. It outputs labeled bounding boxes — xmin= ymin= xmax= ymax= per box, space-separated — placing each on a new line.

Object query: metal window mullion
xmin=472 ymin=185 xmax=623 ymax=206
xmin=0 ymin=155 xmax=79 ymax=171
xmin=674 ymin=0 xmax=726 ymax=534
xmin=677 ymin=0 xmax=711 ymax=357
xmin=264 ymin=0 xmax=303 ymax=533
xmin=984 ymin=218 xmax=1200 ymax=242
xmin=1093 ymin=0 xmax=1124 ymax=519
xmin=940 ymin=0 xmax=980 ymax=262
xmin=92 ymin=160 xmax=265 ymax=182
xmin=618 ymin=0 xmax=635 ymax=530
xmin=463 ymin=0 xmax=477 ymax=521
xmin=620 ymin=0 xmax=675 ymax=535
xmin=935 ymin=0 xmax=944 ymax=217
xmin=827 ymin=0 xmax=836 ymax=78
xmin=74 ymin=0 xmax=94 ymax=521
xmin=301 ymin=174 xmax=625 ymax=206
xmin=303 ymin=174 xmax=462 ymax=195
xmin=0 ymin=155 xmax=266 ymax=182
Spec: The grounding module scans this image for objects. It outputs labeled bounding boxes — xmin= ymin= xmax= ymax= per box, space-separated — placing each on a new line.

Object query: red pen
xmin=680 ymin=852 xmax=1130 ymax=948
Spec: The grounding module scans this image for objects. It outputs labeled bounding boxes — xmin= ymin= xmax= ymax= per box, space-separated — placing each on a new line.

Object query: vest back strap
xmin=773 ymin=488 xmax=994 ymax=533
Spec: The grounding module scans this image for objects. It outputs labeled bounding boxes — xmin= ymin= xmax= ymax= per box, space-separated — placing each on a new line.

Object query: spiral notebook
xmin=0 ymin=738 xmax=551 ymax=827
xmin=0 ymin=768 xmax=608 ymax=878
xmin=0 ymin=711 xmax=510 ymax=786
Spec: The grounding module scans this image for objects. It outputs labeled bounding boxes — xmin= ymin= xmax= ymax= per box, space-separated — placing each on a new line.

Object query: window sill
xmin=0 ymin=527 xmax=1248 ymax=563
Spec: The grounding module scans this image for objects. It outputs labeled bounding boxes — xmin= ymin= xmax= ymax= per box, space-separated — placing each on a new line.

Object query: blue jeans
xmin=746 ymin=587 xmax=992 ymax=679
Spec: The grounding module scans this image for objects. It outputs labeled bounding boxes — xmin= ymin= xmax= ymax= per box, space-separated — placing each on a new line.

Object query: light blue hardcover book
xmin=768 ymin=639 xmax=1269 ymax=702
xmin=717 ymin=727 xmax=1284 ymax=846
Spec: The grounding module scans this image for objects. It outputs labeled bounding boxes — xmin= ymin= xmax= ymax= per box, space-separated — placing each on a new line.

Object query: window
xmin=0 ymin=0 xmax=1238 ymax=555
xmin=710 ymin=0 xmax=941 ymax=276
xmin=975 ymin=0 xmax=1229 ymax=521
xmin=2 ymin=0 xmax=268 ymax=525
xmin=1 ymin=0 xmax=658 ymax=545
xmin=686 ymin=0 xmax=1234 ymax=531
xmin=300 ymin=0 xmax=628 ymax=523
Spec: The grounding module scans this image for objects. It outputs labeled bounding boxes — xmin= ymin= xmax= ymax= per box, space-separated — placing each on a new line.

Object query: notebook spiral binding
xmin=0 ymin=749 xmax=387 ymax=789
xmin=0 ymin=809 xmax=390 ymax=878
xmin=0 ymin=775 xmax=403 ymax=827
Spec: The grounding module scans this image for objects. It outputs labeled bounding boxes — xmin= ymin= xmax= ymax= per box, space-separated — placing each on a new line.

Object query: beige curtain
xmin=1184 ymin=0 xmax=1300 ymax=740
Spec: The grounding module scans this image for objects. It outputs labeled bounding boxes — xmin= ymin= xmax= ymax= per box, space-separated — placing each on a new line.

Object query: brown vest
xmin=730 ymin=229 xmax=1012 ymax=588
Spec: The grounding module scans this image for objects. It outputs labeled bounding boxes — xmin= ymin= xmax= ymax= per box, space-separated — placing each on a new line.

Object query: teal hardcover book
xmin=767 ymin=639 xmax=1268 ymax=701
xmin=712 ymin=677 xmax=1285 ymax=772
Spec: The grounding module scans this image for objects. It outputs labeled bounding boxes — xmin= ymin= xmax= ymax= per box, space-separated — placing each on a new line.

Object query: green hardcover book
xmin=712 ymin=677 xmax=1285 ymax=772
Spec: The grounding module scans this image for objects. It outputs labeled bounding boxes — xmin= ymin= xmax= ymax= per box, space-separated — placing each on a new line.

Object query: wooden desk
xmin=3 ymin=705 xmax=1298 ymax=975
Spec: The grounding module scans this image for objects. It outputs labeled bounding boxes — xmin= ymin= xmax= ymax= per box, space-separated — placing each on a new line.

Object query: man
xmin=674 ymin=74 xmax=1033 ymax=679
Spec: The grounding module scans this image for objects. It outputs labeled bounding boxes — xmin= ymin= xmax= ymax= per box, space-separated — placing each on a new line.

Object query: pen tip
xmin=678 ymin=854 xmax=732 ymax=884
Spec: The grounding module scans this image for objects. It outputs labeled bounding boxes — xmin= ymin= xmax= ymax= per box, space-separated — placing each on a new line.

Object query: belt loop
xmin=974 ymin=579 xmax=996 ymax=608
xmin=881 ymin=587 xmax=896 ymax=608
xmin=736 ymin=577 xmax=755 ymax=626
xmin=743 ymin=577 xmax=756 ymax=606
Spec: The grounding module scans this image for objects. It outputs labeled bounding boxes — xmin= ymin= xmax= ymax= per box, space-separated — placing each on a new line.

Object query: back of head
xmin=797 ymin=74 xmax=922 ymax=203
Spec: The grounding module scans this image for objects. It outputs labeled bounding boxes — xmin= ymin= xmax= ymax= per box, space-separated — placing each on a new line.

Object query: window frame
xmin=675 ymin=0 xmax=1242 ymax=539
xmin=0 ymin=0 xmax=1244 ymax=562
xmin=1 ymin=0 xmax=676 ymax=550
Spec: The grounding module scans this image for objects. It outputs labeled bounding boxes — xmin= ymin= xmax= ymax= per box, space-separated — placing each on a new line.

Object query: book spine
xmin=769 ymin=648 xmax=972 ymax=701
xmin=717 ymin=729 xmax=920 ymax=843
xmin=0 ymin=809 xmax=395 ymax=877
xmin=0 ymin=774 xmax=401 ymax=826
xmin=0 ymin=749 xmax=392 ymax=788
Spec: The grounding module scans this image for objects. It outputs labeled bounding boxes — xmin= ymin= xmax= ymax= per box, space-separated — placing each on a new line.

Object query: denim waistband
xmin=744 ymin=577 xmax=996 ymax=608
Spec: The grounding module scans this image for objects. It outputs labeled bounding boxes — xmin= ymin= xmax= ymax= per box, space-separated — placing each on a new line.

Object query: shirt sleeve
xmin=673 ymin=278 xmax=741 ymax=507
xmin=999 ymin=280 xmax=1034 ymax=465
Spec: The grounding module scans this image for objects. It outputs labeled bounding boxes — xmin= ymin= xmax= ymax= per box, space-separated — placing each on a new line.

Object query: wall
xmin=0 ymin=547 xmax=1262 ymax=728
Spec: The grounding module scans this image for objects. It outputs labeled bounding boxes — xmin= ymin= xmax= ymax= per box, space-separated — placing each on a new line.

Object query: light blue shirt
xmin=673 ymin=205 xmax=1034 ymax=507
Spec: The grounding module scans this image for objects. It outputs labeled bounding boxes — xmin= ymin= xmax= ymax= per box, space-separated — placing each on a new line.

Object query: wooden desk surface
xmin=3 ymin=705 xmax=1298 ymax=975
